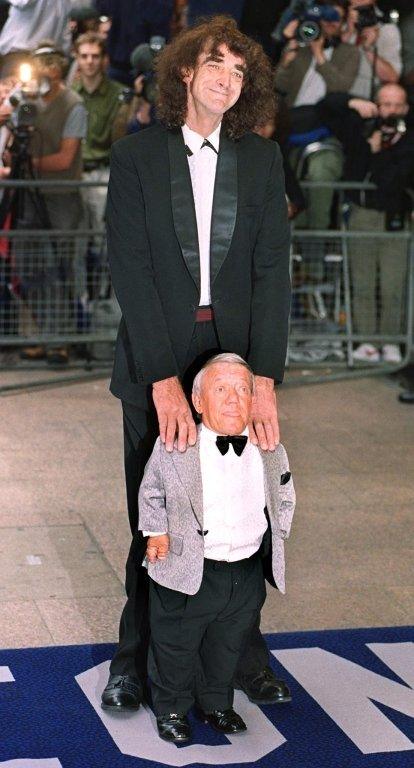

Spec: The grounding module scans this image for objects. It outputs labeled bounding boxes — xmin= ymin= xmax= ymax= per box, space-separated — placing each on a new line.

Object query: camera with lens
xmin=355 ymin=4 xmax=399 ymax=31
xmin=363 ymin=114 xmax=407 ymax=141
xmin=128 ymin=35 xmax=166 ymax=104
xmin=272 ymin=0 xmax=341 ymax=44
xmin=8 ymin=85 xmax=38 ymax=131
xmin=355 ymin=4 xmax=379 ymax=30
xmin=6 ymin=64 xmax=51 ymax=134
xmin=296 ymin=2 xmax=341 ymax=43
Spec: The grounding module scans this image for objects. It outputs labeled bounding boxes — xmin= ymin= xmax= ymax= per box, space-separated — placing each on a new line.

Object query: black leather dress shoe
xmin=157 ymin=713 xmax=191 ymax=743
xmin=199 ymin=708 xmax=247 ymax=734
xmin=101 ymin=674 xmax=142 ymax=710
xmin=236 ymin=667 xmax=292 ymax=704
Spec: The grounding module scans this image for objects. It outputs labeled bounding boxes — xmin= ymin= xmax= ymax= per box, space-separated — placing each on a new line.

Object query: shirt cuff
xmin=142 ymin=531 xmax=167 ymax=537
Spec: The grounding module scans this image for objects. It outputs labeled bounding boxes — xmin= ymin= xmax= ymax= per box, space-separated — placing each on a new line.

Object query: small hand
xmin=248 ymin=375 xmax=279 ymax=451
xmin=367 ymin=129 xmax=382 ymax=154
xmin=349 ymin=98 xmax=378 ymax=119
xmin=281 ymin=43 xmax=299 ymax=66
xmin=310 ymin=35 xmax=326 ymax=64
xmin=136 ymin=99 xmax=151 ymax=124
xmin=287 ymin=200 xmax=299 ymax=219
xmin=134 ymin=74 xmax=145 ymax=95
xmin=283 ymin=18 xmax=299 ymax=40
xmin=360 ymin=25 xmax=379 ymax=50
xmin=146 ymin=534 xmax=170 ymax=563
xmin=153 ymin=376 xmax=197 ymax=452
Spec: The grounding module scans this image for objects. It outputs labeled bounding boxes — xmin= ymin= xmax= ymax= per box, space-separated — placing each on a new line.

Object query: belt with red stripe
xmin=195 ymin=305 xmax=214 ymax=322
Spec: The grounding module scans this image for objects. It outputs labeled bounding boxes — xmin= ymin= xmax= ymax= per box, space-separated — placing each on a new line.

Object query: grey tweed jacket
xmin=138 ymin=432 xmax=296 ymax=596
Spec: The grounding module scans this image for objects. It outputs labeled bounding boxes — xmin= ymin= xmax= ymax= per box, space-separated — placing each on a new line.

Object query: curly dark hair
xmin=155 ymin=15 xmax=275 ymax=139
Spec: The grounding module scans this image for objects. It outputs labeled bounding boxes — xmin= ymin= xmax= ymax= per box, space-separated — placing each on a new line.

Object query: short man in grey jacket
xmin=139 ymin=353 xmax=295 ymax=744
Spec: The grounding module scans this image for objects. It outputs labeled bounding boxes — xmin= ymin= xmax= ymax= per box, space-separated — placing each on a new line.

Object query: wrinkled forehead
xmin=203 ymin=363 xmax=252 ymax=389
xmin=198 ymin=41 xmax=246 ymax=70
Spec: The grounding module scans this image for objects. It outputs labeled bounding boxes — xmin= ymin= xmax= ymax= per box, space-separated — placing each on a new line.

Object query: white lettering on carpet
xmin=76 ymin=661 xmax=286 ymax=766
xmin=0 ymin=667 xmax=14 ymax=683
xmin=273 ymin=643 xmax=414 ymax=754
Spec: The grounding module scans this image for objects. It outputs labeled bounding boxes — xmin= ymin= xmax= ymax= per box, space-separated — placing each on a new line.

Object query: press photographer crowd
xmin=0 ymin=0 xmax=413 ymax=400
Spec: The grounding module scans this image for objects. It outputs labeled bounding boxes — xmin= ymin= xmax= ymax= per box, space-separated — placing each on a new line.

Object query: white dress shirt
xmin=199 ymin=425 xmax=267 ymax=561
xmin=144 ymin=425 xmax=268 ymax=562
xmin=181 ymin=123 xmax=220 ymax=306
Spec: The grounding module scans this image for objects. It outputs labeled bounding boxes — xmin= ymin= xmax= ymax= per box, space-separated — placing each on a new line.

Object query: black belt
xmin=204 ymin=551 xmax=259 ymax=570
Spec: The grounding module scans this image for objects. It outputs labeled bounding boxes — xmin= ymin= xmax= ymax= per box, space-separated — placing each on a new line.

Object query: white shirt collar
xmin=200 ymin=423 xmax=249 ymax=442
xmin=182 ymin=122 xmax=221 ymax=156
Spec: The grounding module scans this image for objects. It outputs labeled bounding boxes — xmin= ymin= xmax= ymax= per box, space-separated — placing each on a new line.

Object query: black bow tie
xmin=216 ymin=435 xmax=248 ymax=457
xmin=185 ymin=139 xmax=218 ymax=157
xmin=201 ymin=138 xmax=218 ymax=153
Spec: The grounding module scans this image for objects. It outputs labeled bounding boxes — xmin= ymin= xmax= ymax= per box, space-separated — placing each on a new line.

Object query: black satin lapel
xmin=210 ymin=133 xmax=238 ymax=286
xmin=167 ymin=130 xmax=200 ymax=290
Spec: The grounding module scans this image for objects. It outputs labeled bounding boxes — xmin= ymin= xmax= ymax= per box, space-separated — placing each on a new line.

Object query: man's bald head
xmin=376 ymin=83 xmax=409 ymax=119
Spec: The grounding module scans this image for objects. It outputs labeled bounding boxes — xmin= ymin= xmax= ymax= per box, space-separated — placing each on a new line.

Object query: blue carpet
xmin=0 ymin=625 xmax=413 ymax=768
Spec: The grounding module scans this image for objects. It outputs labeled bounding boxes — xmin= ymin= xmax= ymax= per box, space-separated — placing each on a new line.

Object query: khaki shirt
xmin=73 ymin=75 xmax=128 ymax=163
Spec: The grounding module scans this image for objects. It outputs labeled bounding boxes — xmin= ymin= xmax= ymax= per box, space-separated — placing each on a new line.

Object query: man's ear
xmin=181 ymin=66 xmax=193 ymax=86
xmin=192 ymin=391 xmax=202 ymax=414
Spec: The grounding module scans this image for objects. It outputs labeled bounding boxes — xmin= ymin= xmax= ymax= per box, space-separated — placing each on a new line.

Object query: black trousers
xmin=109 ymin=320 xmax=270 ymax=680
xmin=148 ymin=554 xmax=266 ymax=716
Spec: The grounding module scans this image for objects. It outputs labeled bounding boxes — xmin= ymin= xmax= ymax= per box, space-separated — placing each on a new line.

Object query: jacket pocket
xmin=169 ymin=532 xmax=184 ymax=556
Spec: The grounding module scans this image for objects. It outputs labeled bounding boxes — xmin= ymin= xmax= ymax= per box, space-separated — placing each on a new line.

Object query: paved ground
xmin=1 ymin=370 xmax=413 ymax=649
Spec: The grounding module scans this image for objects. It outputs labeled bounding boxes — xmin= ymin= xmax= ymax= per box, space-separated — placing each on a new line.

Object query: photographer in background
xmin=342 ymin=0 xmax=401 ymax=99
xmin=73 ymin=31 xmax=128 ymax=300
xmin=319 ymin=84 xmax=414 ymax=363
xmin=20 ymin=41 xmax=87 ymax=363
xmin=274 ymin=0 xmax=359 ymax=237
xmin=122 ymin=36 xmax=165 ymax=134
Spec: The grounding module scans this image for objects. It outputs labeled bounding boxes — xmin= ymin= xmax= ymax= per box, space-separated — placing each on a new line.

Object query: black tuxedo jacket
xmin=107 ymin=123 xmax=291 ymax=408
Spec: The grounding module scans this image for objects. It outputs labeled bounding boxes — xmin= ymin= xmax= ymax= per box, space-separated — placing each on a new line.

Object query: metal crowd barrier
xmin=0 ymin=227 xmax=114 ymax=346
xmin=288 ymin=181 xmax=413 ymax=375
xmin=0 ymin=179 xmax=115 ymax=391
xmin=0 ymin=179 xmax=412 ymax=393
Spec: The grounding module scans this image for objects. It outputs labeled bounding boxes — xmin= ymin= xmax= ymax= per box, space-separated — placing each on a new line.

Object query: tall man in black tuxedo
xmin=102 ymin=15 xmax=292 ymax=711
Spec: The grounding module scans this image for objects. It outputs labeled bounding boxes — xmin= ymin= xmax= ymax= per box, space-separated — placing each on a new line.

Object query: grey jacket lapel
xmin=167 ymin=129 xmax=200 ymax=290
xmin=210 ymin=131 xmax=238 ymax=286
xmin=171 ymin=433 xmax=204 ymax=530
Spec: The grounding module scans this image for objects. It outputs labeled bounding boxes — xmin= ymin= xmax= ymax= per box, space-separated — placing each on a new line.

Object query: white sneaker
xmin=353 ymin=343 xmax=380 ymax=363
xmin=382 ymin=344 xmax=402 ymax=363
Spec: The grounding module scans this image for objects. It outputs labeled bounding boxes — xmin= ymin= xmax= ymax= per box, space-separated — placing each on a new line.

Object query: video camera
xmin=119 ymin=35 xmax=166 ymax=105
xmin=272 ymin=0 xmax=341 ymax=45
xmin=7 ymin=63 xmax=50 ymax=133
